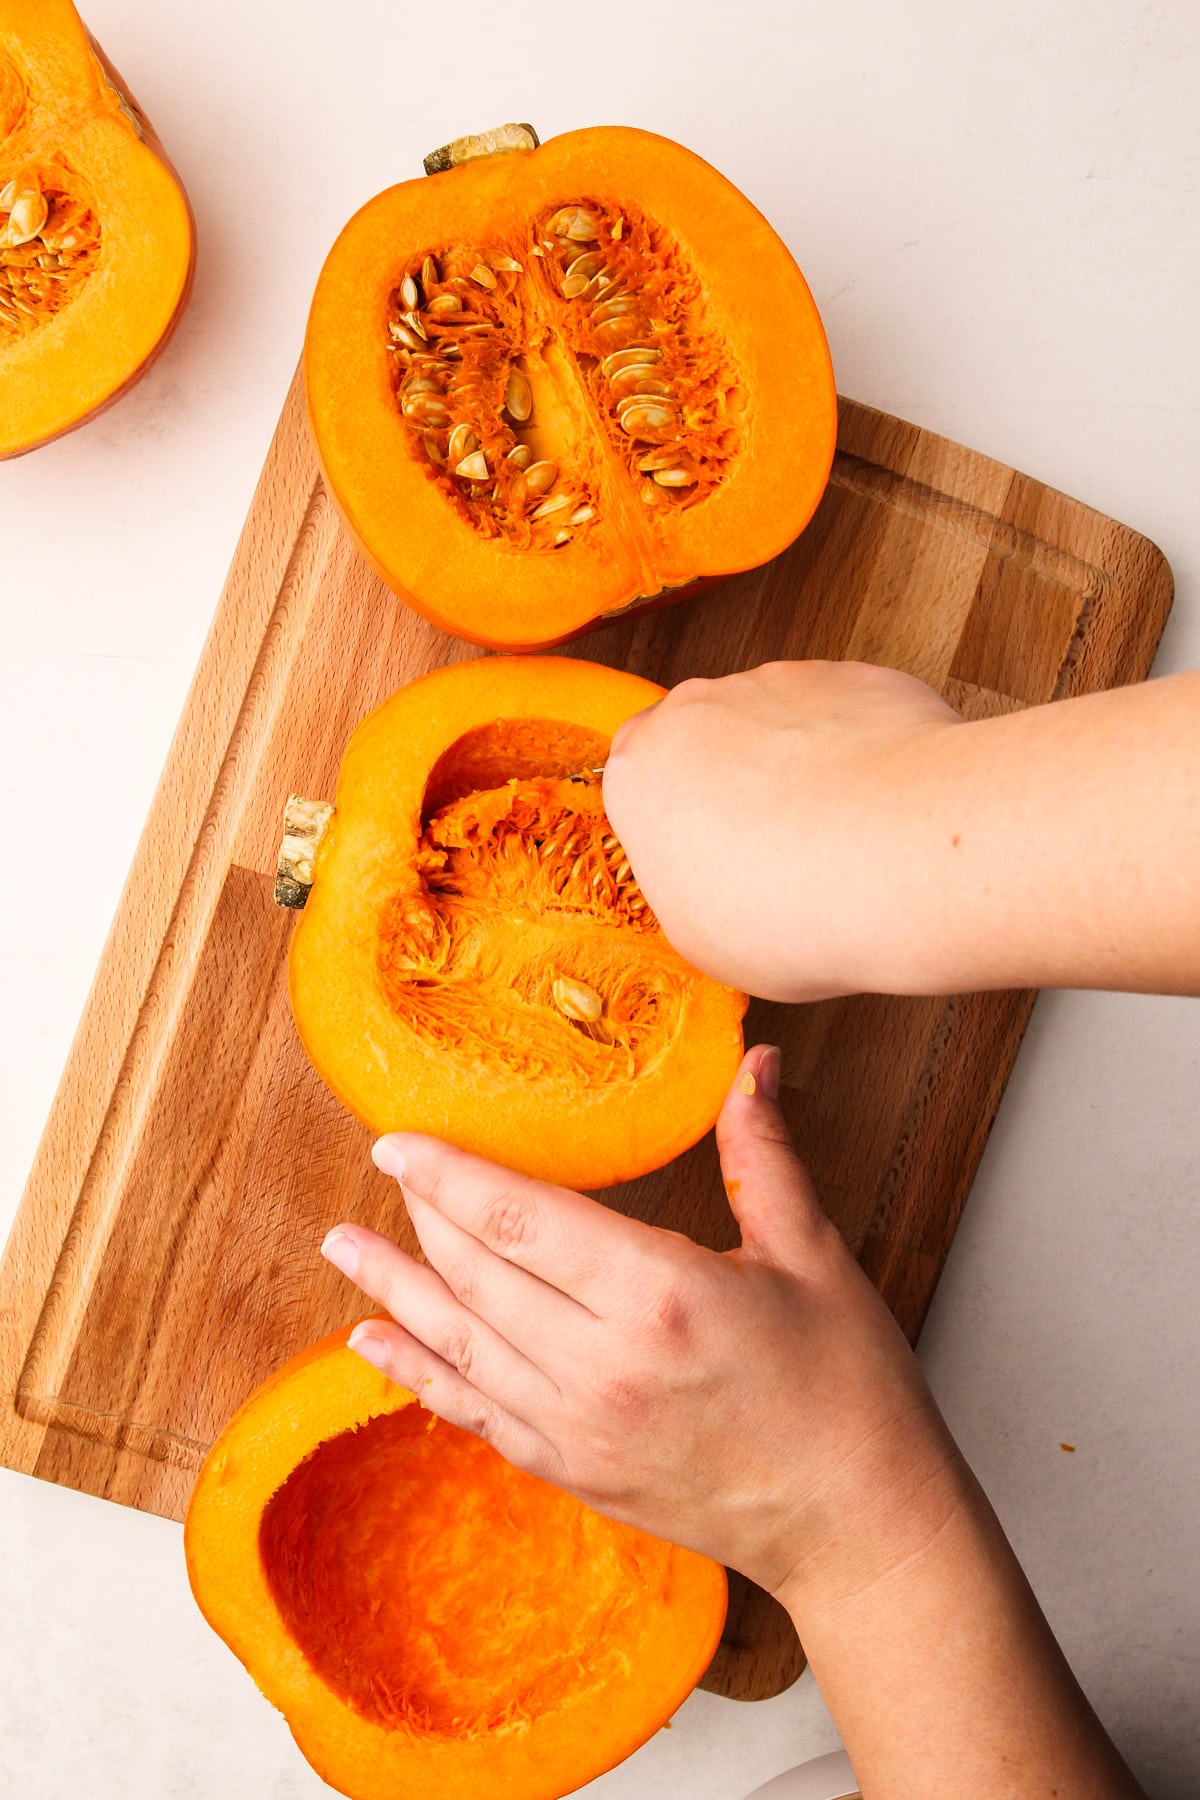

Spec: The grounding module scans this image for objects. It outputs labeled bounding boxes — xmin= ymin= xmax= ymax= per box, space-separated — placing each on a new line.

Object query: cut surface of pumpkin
xmin=305 ymin=124 xmax=835 ymax=648
xmin=185 ymin=1327 xmax=727 ymax=1800
xmin=282 ymin=657 xmax=746 ymax=1190
xmin=0 ymin=0 xmax=194 ymax=456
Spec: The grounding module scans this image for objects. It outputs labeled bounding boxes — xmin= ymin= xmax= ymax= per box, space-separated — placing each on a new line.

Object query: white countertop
xmin=2 ymin=2 xmax=1198 ymax=1795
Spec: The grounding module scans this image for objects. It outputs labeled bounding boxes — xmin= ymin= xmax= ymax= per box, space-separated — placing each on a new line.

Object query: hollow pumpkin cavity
xmin=259 ymin=1405 xmax=670 ymax=1739
xmin=389 ymin=196 xmax=742 ymax=552
xmin=377 ymin=717 xmax=679 ymax=1089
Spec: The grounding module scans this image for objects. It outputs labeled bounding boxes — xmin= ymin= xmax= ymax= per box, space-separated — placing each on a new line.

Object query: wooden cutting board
xmin=0 ymin=373 xmax=1172 ymax=1705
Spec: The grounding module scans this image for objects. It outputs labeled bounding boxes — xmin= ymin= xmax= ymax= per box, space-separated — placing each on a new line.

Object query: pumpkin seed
xmin=569 ymin=505 xmax=595 ymax=525
xmin=469 ymin=262 xmax=497 ymax=289
xmin=494 ymin=255 xmax=523 ymax=273
xmin=506 ymin=443 xmax=533 ymax=468
xmin=389 ymin=321 xmax=424 ymax=352
xmin=448 ymin=423 xmax=479 ymax=465
xmin=422 ymin=432 xmax=446 ymax=464
xmin=0 ymin=179 xmax=16 ymax=210
xmin=548 ymin=207 xmax=601 ymax=243
xmin=601 ymin=345 xmax=662 ymax=376
xmin=524 ymin=460 xmax=557 ymax=496
xmin=530 ymin=492 xmax=572 ymax=519
xmin=1 ymin=188 xmax=48 ymax=249
xmin=400 ymin=273 xmax=420 ymax=310
xmin=554 ymin=529 xmax=572 ymax=546
xmin=619 ymin=401 xmax=675 ymax=436
xmin=504 ymin=366 xmax=533 ymax=422
xmin=609 ymin=363 xmax=670 ymax=397
xmin=422 ymin=254 xmax=439 ymax=288
xmin=402 ymin=309 xmax=427 ymax=340
xmin=653 ymin=467 xmax=694 ymax=487
xmin=426 ymin=293 xmax=461 ymax=316
xmin=637 ymin=444 xmax=687 ymax=470
xmin=403 ymin=396 xmax=450 ymax=426
xmin=552 ymin=975 xmax=604 ymax=1023
xmin=455 ymin=450 xmax=490 ymax=481
xmin=591 ymin=294 xmax=640 ymax=323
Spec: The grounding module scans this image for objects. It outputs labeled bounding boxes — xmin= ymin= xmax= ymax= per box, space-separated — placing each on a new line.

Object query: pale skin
xmin=321 ymin=660 xmax=1197 ymax=1798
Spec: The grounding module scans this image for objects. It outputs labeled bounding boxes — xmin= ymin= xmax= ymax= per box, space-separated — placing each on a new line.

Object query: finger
xmin=403 ymin=1186 xmax=589 ymax=1372
xmin=322 ymin=1224 xmax=561 ymax=1423
xmin=716 ymin=1045 xmax=830 ymax=1267
xmin=370 ymin=1134 xmax=649 ymax=1312
xmin=345 ymin=1317 xmax=567 ymax=1485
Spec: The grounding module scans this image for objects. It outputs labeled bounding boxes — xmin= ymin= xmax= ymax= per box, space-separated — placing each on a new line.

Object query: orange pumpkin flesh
xmin=284 ymin=657 xmax=747 ymax=1190
xmin=0 ymin=0 xmax=194 ymax=457
xmin=185 ymin=1327 xmax=727 ymax=1800
xmin=305 ymin=124 xmax=836 ymax=649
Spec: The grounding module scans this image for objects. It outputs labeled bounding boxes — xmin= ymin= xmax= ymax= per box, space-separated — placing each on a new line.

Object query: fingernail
xmin=759 ymin=1046 xmax=782 ymax=1101
xmin=321 ymin=1228 xmax=360 ymax=1280
xmin=372 ymin=1135 xmax=406 ymax=1182
xmin=736 ymin=1069 xmax=757 ymax=1096
xmin=348 ymin=1328 xmax=388 ymax=1371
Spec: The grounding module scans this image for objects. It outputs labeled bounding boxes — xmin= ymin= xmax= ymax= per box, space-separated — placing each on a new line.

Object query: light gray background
xmin=1 ymin=2 xmax=1197 ymax=1795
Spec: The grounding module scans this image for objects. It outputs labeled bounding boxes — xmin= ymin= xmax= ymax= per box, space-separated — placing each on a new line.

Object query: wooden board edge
xmin=0 ymin=374 xmax=319 ymax=1475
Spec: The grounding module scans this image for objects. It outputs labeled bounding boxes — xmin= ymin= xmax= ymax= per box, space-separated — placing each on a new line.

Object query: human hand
xmin=601 ymin=659 xmax=962 ymax=1001
xmin=320 ymin=1045 xmax=965 ymax=1603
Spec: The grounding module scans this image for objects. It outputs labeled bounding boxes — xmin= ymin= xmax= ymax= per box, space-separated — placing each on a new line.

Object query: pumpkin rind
xmin=0 ymin=0 xmax=195 ymax=457
xmin=304 ymin=124 xmax=835 ymax=649
xmin=185 ymin=1326 xmax=728 ymax=1800
xmin=284 ymin=656 xmax=747 ymax=1190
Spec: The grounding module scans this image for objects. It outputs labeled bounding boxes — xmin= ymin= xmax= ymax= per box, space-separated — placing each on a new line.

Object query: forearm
xmin=781 ymin=1450 xmax=1143 ymax=1800
xmin=859 ymin=672 xmax=1200 ymax=996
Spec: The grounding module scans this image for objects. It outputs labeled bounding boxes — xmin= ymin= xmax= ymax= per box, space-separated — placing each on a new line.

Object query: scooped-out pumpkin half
xmin=185 ymin=1326 xmax=728 ymax=1800
xmin=0 ymin=0 xmax=194 ymax=457
xmin=276 ymin=656 xmax=747 ymax=1191
xmin=304 ymin=122 xmax=836 ymax=649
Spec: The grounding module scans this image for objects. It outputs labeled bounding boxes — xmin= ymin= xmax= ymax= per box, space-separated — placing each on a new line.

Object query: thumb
xmin=716 ymin=1045 xmax=829 ymax=1267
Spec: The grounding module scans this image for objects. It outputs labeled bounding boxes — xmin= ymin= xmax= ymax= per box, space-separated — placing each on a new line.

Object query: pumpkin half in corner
xmin=304 ymin=122 xmax=836 ymax=648
xmin=275 ymin=655 xmax=747 ymax=1192
xmin=0 ymin=0 xmax=194 ymax=457
xmin=185 ymin=1326 xmax=728 ymax=1800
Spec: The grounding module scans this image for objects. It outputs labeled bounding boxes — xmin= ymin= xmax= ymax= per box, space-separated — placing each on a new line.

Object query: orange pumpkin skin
xmin=185 ymin=1326 xmax=728 ymax=1800
xmin=304 ymin=125 xmax=836 ymax=650
xmin=0 ymin=0 xmax=195 ymax=458
xmin=284 ymin=656 xmax=747 ymax=1191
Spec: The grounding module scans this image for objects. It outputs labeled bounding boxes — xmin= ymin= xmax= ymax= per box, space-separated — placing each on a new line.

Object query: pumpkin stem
xmin=274 ymin=796 xmax=335 ymax=909
xmin=423 ymin=123 xmax=540 ymax=177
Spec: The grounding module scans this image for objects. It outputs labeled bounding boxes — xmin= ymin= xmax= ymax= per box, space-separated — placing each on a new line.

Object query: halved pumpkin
xmin=0 ymin=0 xmax=194 ymax=457
xmin=185 ymin=1325 xmax=727 ymax=1800
xmin=277 ymin=656 xmax=746 ymax=1191
xmin=305 ymin=123 xmax=836 ymax=649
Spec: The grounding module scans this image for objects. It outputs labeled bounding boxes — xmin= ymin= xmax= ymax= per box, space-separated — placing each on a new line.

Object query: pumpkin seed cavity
xmin=0 ymin=168 xmax=101 ymax=343
xmin=384 ymin=198 xmax=744 ymax=549
xmin=377 ymin=760 xmax=683 ymax=1088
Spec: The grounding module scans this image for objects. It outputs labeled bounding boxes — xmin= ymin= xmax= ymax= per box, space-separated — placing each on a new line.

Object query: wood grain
xmin=0 ymin=376 xmax=1172 ymax=1702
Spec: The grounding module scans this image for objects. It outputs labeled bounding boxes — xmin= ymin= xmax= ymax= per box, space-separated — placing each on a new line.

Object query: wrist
xmin=770 ymin=1391 xmax=974 ymax=1625
xmin=829 ymin=714 xmax=971 ymax=996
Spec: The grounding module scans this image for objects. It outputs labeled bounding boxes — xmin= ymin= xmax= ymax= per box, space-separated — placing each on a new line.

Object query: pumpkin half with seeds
xmin=277 ymin=656 xmax=747 ymax=1190
xmin=0 ymin=0 xmax=194 ymax=458
xmin=185 ymin=1325 xmax=728 ymax=1800
xmin=304 ymin=123 xmax=836 ymax=650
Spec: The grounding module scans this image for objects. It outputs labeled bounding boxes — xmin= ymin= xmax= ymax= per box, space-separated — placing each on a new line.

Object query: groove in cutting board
xmin=0 ymin=377 xmax=1172 ymax=1702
